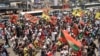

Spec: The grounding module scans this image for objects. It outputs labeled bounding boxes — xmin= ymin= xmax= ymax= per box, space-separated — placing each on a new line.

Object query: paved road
xmin=94 ymin=39 xmax=99 ymax=56
xmin=0 ymin=39 xmax=17 ymax=56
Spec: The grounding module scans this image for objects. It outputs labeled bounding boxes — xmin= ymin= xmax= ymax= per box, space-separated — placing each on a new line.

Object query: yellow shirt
xmin=24 ymin=47 xmax=29 ymax=56
xmin=95 ymin=12 xmax=100 ymax=20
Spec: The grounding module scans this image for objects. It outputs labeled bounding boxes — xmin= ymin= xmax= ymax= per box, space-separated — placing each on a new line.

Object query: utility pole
xmin=31 ymin=0 xmax=34 ymax=11
xmin=45 ymin=0 xmax=49 ymax=8
xmin=26 ymin=0 xmax=28 ymax=11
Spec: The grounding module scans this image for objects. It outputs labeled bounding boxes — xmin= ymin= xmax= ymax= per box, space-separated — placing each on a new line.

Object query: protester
xmin=0 ymin=8 xmax=100 ymax=56
xmin=0 ymin=43 xmax=9 ymax=56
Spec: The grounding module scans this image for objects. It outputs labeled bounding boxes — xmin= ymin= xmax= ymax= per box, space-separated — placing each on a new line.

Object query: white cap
xmin=39 ymin=29 xmax=42 ymax=32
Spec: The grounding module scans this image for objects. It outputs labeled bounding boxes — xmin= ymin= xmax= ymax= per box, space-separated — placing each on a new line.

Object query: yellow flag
xmin=42 ymin=13 xmax=50 ymax=21
xmin=72 ymin=9 xmax=83 ymax=17
xmin=76 ymin=9 xmax=83 ymax=17
xmin=95 ymin=12 xmax=100 ymax=20
xmin=72 ymin=9 xmax=77 ymax=16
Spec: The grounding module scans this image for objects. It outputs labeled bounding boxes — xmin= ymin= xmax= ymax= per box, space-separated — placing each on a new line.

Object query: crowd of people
xmin=0 ymin=8 xmax=100 ymax=56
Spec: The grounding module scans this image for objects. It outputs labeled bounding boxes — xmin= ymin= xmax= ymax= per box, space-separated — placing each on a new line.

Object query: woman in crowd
xmin=0 ymin=8 xmax=99 ymax=56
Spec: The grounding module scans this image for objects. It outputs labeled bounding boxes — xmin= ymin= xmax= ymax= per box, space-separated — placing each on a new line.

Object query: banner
xmin=10 ymin=14 xmax=18 ymax=24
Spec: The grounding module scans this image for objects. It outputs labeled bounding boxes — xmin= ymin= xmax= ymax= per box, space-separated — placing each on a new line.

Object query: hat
xmin=43 ymin=45 xmax=46 ymax=49
xmin=39 ymin=29 xmax=42 ymax=32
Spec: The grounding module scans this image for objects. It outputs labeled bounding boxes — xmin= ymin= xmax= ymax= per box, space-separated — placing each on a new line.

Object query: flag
xmin=80 ymin=11 xmax=84 ymax=17
xmin=78 ymin=33 xmax=83 ymax=39
xmin=58 ymin=37 xmax=66 ymax=43
xmin=62 ymin=30 xmax=82 ymax=51
xmin=68 ymin=40 xmax=79 ymax=51
xmin=72 ymin=9 xmax=84 ymax=17
xmin=24 ymin=13 xmax=33 ymax=20
xmin=72 ymin=9 xmax=77 ymax=16
xmin=10 ymin=14 xmax=18 ymax=24
xmin=43 ymin=8 xmax=49 ymax=15
xmin=58 ymin=29 xmax=67 ymax=44
xmin=30 ymin=16 xmax=39 ymax=23
xmin=24 ymin=13 xmax=39 ymax=23
xmin=42 ymin=8 xmax=50 ymax=21
xmin=77 ymin=10 xmax=84 ymax=17
xmin=95 ymin=12 xmax=100 ymax=20
xmin=42 ymin=13 xmax=50 ymax=21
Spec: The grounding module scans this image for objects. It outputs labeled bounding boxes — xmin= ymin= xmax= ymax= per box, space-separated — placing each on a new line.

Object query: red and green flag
xmin=78 ymin=32 xmax=83 ymax=39
xmin=67 ymin=40 xmax=79 ymax=51
xmin=58 ymin=30 xmax=67 ymax=44
xmin=62 ymin=30 xmax=82 ymax=51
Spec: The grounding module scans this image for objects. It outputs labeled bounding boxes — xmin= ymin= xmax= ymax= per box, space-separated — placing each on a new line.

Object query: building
xmin=0 ymin=0 xmax=33 ymax=15
xmin=0 ymin=0 xmax=100 ymax=15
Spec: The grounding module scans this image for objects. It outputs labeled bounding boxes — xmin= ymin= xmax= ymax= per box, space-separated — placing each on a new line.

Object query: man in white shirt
xmin=51 ymin=31 xmax=57 ymax=41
